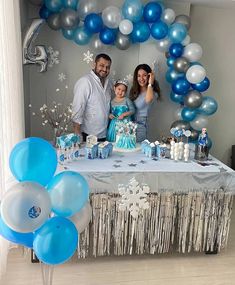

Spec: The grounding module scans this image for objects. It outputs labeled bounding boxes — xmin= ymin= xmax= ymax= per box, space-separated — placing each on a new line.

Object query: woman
xmin=129 ymin=64 xmax=161 ymax=142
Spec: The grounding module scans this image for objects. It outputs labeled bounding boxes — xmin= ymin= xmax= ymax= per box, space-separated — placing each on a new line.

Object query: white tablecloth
xmin=58 ymin=146 xmax=235 ymax=193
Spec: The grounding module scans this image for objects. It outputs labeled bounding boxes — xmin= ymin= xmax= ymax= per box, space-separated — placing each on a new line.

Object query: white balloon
xmin=162 ymin=8 xmax=175 ymax=24
xmin=190 ymin=115 xmax=208 ymax=131
xmin=183 ymin=43 xmax=203 ymax=62
xmin=119 ymin=19 xmax=133 ymax=35
xmin=1 ymin=182 xmax=51 ymax=233
xmin=102 ymin=6 xmax=122 ymax=29
xmin=186 ymin=65 xmax=206 ymax=84
xmin=70 ymin=202 xmax=92 ymax=233
xmin=181 ymin=35 xmax=191 ymax=46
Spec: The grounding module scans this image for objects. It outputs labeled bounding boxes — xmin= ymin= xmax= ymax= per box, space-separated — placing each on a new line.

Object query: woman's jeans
xmin=135 ymin=116 xmax=147 ymax=143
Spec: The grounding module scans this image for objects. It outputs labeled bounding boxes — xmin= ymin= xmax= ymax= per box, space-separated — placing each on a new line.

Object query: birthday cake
xmin=114 ymin=120 xmax=138 ymax=151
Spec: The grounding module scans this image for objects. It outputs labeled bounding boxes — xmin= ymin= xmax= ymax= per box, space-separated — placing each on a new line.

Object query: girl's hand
xmin=148 ymin=71 xmax=155 ymax=85
xmin=109 ymin=114 xmax=115 ymax=119
xmin=118 ymin=114 xmax=125 ymax=120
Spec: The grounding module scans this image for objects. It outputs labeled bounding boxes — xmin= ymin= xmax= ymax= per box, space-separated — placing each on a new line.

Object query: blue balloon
xmin=39 ymin=5 xmax=52 ymax=19
xmin=168 ymin=23 xmax=187 ymax=43
xmin=99 ymin=27 xmax=117 ymax=44
xmin=181 ymin=107 xmax=197 ymax=122
xmin=166 ymin=68 xmax=184 ymax=83
xmin=167 ymin=57 xmax=175 ymax=67
xmin=172 ymin=77 xmax=191 ymax=95
xmin=143 ymin=2 xmax=162 ymax=23
xmin=191 ymin=77 xmax=210 ymax=92
xmin=62 ymin=0 xmax=78 ymax=10
xmin=169 ymin=43 xmax=184 ymax=58
xmin=9 ymin=137 xmax=57 ymax=186
xmin=170 ymin=92 xmax=184 ymax=104
xmin=62 ymin=28 xmax=75 ymax=40
xmin=197 ymin=96 xmax=218 ymax=115
xmin=150 ymin=21 xmax=168 ymax=40
xmin=73 ymin=26 xmax=91 ymax=45
xmin=45 ymin=0 xmax=63 ymax=12
xmin=33 ymin=217 xmax=78 ymax=265
xmin=47 ymin=171 xmax=90 ymax=217
xmin=0 ymin=216 xmax=34 ymax=248
xmin=131 ymin=21 xmax=150 ymax=43
xmin=122 ymin=0 xmax=143 ymax=23
xmin=84 ymin=13 xmax=103 ymax=34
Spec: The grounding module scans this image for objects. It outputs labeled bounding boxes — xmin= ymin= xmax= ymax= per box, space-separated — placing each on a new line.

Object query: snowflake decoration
xmin=83 ymin=50 xmax=93 ymax=64
xmin=47 ymin=46 xmax=60 ymax=68
xmin=118 ymin=177 xmax=150 ymax=218
xmin=58 ymin=73 xmax=66 ymax=82
xmin=124 ymin=74 xmax=133 ymax=84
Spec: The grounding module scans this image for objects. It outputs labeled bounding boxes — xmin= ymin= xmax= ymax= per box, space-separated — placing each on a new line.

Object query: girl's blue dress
xmin=107 ymin=105 xmax=130 ymax=142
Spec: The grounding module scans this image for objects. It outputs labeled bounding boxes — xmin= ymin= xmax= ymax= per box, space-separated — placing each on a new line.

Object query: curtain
xmin=0 ymin=0 xmax=25 ymax=277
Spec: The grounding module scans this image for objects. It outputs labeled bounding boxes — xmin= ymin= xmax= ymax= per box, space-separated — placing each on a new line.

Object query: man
xmin=72 ymin=53 xmax=113 ymax=142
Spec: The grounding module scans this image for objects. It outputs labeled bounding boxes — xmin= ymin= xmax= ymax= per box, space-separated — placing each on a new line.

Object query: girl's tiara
xmin=115 ymin=79 xmax=128 ymax=88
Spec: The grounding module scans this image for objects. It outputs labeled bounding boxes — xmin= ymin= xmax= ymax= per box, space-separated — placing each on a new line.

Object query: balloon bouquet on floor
xmin=0 ymin=137 xmax=91 ymax=285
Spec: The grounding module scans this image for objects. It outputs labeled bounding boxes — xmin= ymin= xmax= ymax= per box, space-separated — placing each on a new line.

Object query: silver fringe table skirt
xmin=78 ymin=190 xmax=233 ymax=258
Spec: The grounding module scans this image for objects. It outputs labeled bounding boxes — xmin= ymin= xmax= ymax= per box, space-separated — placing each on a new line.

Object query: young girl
xmin=107 ymin=80 xmax=135 ymax=142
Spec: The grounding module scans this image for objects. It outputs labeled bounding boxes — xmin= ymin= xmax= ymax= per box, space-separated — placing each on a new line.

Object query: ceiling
xmin=166 ymin=0 xmax=235 ymax=8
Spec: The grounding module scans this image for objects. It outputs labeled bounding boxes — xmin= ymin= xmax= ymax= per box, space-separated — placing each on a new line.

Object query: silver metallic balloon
xmin=190 ymin=129 xmax=199 ymax=141
xmin=184 ymin=90 xmax=203 ymax=109
xmin=190 ymin=115 xmax=208 ymax=131
xmin=47 ymin=13 xmax=61 ymax=30
xmin=102 ymin=6 xmax=122 ymax=29
xmin=115 ymin=32 xmax=131 ymax=50
xmin=173 ymin=57 xmax=190 ymax=73
xmin=89 ymin=34 xmax=108 ymax=52
xmin=171 ymin=120 xmax=191 ymax=130
xmin=155 ymin=38 xmax=171 ymax=52
xmin=162 ymin=8 xmax=175 ymax=25
xmin=23 ymin=19 xmax=48 ymax=72
xmin=174 ymin=106 xmax=183 ymax=121
xmin=174 ymin=14 xmax=191 ymax=30
xmin=60 ymin=8 xmax=79 ymax=29
xmin=70 ymin=202 xmax=92 ymax=233
xmin=77 ymin=0 xmax=99 ymax=21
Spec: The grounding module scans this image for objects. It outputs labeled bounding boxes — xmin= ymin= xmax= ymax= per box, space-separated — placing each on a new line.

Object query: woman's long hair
xmin=129 ymin=64 xmax=161 ymax=101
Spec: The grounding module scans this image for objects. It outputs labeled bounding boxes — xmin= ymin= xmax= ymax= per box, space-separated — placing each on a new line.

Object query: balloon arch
xmin=35 ymin=0 xmax=218 ymax=143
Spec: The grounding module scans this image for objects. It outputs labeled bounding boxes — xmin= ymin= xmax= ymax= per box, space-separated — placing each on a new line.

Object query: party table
xmin=57 ymin=146 xmax=235 ymax=258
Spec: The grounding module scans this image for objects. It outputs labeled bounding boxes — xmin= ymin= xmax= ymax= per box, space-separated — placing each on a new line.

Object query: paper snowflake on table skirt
xmin=118 ymin=177 xmax=150 ymax=218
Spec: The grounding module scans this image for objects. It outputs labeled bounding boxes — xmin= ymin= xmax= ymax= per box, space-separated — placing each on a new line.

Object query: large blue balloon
xmin=62 ymin=0 xmax=78 ymax=10
xmin=45 ymin=0 xmax=63 ymax=12
xmin=131 ymin=22 xmax=150 ymax=43
xmin=122 ymin=0 xmax=143 ymax=23
xmin=73 ymin=26 xmax=92 ymax=45
xmin=62 ymin=28 xmax=75 ymax=40
xmin=33 ymin=217 xmax=78 ymax=265
xmin=166 ymin=68 xmax=184 ymax=83
xmin=99 ymin=27 xmax=117 ymax=44
xmin=168 ymin=23 xmax=187 ymax=43
xmin=181 ymin=107 xmax=197 ymax=122
xmin=47 ymin=171 xmax=90 ymax=217
xmin=39 ymin=5 xmax=52 ymax=19
xmin=172 ymin=77 xmax=191 ymax=95
xmin=84 ymin=13 xmax=103 ymax=34
xmin=9 ymin=137 xmax=57 ymax=186
xmin=170 ymin=92 xmax=184 ymax=104
xmin=0 ymin=216 xmax=34 ymax=248
xmin=169 ymin=43 xmax=184 ymax=58
xmin=143 ymin=2 xmax=162 ymax=23
xmin=150 ymin=21 xmax=168 ymax=40
xmin=191 ymin=77 xmax=210 ymax=92
xmin=197 ymin=96 xmax=218 ymax=115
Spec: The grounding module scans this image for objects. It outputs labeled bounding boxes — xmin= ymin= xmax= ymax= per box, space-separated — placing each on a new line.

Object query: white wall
xmin=22 ymin=1 xmax=235 ymax=165
xmin=190 ymin=5 xmax=235 ymax=165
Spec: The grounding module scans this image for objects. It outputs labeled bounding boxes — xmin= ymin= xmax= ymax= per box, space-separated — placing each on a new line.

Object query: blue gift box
xmin=98 ymin=143 xmax=109 ymax=159
xmin=141 ymin=139 xmax=150 ymax=153
xmin=85 ymin=143 xmax=98 ymax=159
xmin=145 ymin=143 xmax=156 ymax=158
